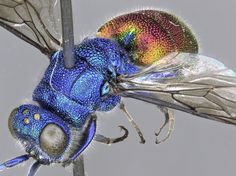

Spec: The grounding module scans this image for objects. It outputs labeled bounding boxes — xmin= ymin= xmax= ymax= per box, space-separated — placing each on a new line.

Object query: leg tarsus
xmin=155 ymin=107 xmax=175 ymax=144
xmin=94 ymin=126 xmax=128 ymax=144
xmin=120 ymin=102 xmax=146 ymax=144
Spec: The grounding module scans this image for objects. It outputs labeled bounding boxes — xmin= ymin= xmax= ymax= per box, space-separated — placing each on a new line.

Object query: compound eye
xmin=100 ymin=81 xmax=110 ymax=96
xmin=40 ymin=124 xmax=68 ymax=158
xmin=8 ymin=108 xmax=18 ymax=138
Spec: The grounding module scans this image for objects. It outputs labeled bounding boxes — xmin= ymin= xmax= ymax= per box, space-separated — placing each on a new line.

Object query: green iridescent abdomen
xmin=97 ymin=10 xmax=198 ymax=66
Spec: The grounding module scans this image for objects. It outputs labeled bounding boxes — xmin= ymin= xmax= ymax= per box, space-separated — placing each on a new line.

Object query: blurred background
xmin=0 ymin=0 xmax=236 ymax=176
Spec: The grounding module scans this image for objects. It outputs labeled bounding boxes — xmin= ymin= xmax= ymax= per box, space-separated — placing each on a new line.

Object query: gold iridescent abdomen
xmin=97 ymin=10 xmax=198 ymax=66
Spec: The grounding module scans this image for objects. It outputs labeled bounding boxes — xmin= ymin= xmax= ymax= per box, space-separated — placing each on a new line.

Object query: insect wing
xmin=0 ymin=0 xmax=62 ymax=56
xmin=117 ymin=52 xmax=236 ymax=125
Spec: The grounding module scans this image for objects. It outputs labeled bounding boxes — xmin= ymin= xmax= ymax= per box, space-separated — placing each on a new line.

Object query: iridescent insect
xmin=1 ymin=0 xmax=236 ymax=176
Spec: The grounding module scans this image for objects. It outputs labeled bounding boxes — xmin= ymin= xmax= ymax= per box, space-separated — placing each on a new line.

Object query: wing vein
xmin=26 ymin=0 xmax=60 ymax=46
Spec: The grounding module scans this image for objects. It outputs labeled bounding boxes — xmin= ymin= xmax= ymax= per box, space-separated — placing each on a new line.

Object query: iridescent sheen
xmin=98 ymin=10 xmax=198 ymax=65
xmin=2 ymin=9 xmax=201 ymax=172
xmin=8 ymin=37 xmax=137 ymax=165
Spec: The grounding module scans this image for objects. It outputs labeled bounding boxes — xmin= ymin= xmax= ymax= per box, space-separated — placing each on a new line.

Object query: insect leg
xmin=28 ymin=161 xmax=41 ymax=176
xmin=120 ymin=102 xmax=146 ymax=144
xmin=94 ymin=126 xmax=128 ymax=144
xmin=73 ymin=156 xmax=85 ymax=176
xmin=155 ymin=107 xmax=175 ymax=144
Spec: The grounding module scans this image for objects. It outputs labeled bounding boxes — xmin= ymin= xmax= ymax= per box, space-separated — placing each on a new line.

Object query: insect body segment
xmin=33 ymin=38 xmax=138 ymax=117
xmin=98 ymin=10 xmax=198 ymax=66
xmin=1 ymin=35 xmax=135 ymax=174
xmin=1 ymin=4 xmax=236 ymax=176
xmin=8 ymin=104 xmax=97 ymax=165
xmin=97 ymin=10 xmax=199 ymax=143
xmin=9 ymin=105 xmax=70 ymax=164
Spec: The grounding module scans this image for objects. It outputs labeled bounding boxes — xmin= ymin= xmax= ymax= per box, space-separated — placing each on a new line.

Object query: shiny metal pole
xmin=60 ymin=0 xmax=76 ymax=68
xmin=60 ymin=0 xmax=85 ymax=176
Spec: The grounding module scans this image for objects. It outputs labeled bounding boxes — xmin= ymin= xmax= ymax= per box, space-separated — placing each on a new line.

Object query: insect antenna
xmin=28 ymin=161 xmax=41 ymax=176
xmin=0 ymin=154 xmax=30 ymax=171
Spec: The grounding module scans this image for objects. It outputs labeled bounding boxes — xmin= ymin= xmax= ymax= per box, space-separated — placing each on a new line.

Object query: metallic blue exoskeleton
xmin=33 ymin=38 xmax=137 ymax=126
xmin=2 ymin=3 xmax=236 ymax=176
xmin=1 ymin=37 xmax=137 ymax=172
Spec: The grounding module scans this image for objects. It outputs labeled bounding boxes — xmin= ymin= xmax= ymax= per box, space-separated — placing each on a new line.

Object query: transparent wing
xmin=117 ymin=52 xmax=236 ymax=125
xmin=0 ymin=0 xmax=62 ymax=57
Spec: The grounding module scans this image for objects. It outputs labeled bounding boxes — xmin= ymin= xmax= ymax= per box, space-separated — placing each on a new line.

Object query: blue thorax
xmin=33 ymin=38 xmax=138 ymax=127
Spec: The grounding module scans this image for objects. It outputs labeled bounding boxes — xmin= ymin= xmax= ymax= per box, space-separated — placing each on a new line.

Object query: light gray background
xmin=1 ymin=0 xmax=236 ymax=176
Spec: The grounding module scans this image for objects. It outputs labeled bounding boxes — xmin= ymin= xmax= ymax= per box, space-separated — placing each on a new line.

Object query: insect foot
xmin=94 ymin=125 xmax=129 ymax=145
